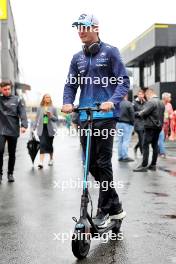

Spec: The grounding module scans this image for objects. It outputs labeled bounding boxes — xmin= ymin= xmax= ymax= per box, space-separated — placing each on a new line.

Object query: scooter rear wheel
xmin=72 ymin=232 xmax=91 ymax=259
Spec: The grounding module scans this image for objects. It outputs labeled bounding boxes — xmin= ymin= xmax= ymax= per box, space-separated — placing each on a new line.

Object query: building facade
xmin=0 ymin=0 xmax=19 ymax=92
xmin=121 ymin=24 xmax=176 ymax=109
xmin=0 ymin=0 xmax=30 ymax=95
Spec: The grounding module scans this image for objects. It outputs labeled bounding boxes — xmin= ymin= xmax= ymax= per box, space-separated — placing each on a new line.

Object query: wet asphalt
xmin=0 ymin=127 xmax=176 ymax=264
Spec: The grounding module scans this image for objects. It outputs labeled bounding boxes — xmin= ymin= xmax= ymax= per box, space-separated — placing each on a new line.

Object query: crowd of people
xmin=115 ymin=89 xmax=176 ymax=172
xmin=70 ymin=88 xmax=176 ymax=173
xmin=1 ymin=81 xmax=175 ymax=182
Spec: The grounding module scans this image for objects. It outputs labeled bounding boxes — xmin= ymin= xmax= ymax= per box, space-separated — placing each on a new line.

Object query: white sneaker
xmin=94 ymin=212 xmax=111 ymax=228
xmin=110 ymin=210 xmax=126 ymax=220
xmin=48 ymin=160 xmax=53 ymax=166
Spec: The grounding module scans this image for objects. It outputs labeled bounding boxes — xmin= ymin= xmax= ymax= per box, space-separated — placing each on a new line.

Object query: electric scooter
xmin=71 ymin=105 xmax=123 ymax=260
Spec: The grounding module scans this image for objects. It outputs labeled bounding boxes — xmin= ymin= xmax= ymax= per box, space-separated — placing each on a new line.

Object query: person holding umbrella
xmin=33 ymin=94 xmax=58 ymax=169
xmin=0 ymin=81 xmax=28 ymax=183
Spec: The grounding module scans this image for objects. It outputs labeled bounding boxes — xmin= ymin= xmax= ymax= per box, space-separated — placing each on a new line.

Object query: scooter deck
xmin=87 ymin=214 xmax=121 ymax=237
xmin=95 ymin=220 xmax=120 ymax=235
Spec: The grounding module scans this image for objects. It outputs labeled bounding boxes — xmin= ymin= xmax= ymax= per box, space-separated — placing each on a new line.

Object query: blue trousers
xmin=117 ymin=122 xmax=133 ymax=159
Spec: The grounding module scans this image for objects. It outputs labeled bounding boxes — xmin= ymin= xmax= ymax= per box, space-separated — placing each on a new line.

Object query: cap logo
xmin=78 ymin=14 xmax=87 ymax=20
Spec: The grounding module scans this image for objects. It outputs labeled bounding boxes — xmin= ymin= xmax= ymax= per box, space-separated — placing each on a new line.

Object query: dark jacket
xmin=63 ymin=41 xmax=130 ymax=121
xmin=133 ymin=98 xmax=146 ymax=131
xmin=139 ymin=96 xmax=165 ymax=129
xmin=118 ymin=99 xmax=135 ymax=125
xmin=0 ymin=95 xmax=28 ymax=137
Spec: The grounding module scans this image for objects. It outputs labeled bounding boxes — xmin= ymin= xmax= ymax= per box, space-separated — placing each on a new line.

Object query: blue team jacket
xmin=63 ymin=41 xmax=130 ymax=121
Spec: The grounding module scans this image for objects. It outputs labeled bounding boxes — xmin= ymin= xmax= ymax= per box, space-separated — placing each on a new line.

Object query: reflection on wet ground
xmin=158 ymin=166 xmax=176 ymax=177
xmin=162 ymin=215 xmax=176 ymax=219
xmin=144 ymin=191 xmax=169 ymax=197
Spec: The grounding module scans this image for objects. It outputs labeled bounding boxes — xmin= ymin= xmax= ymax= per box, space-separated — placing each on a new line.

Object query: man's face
xmin=1 ymin=85 xmax=11 ymax=96
xmin=78 ymin=25 xmax=98 ymax=44
xmin=138 ymin=91 xmax=144 ymax=100
xmin=165 ymin=96 xmax=171 ymax=103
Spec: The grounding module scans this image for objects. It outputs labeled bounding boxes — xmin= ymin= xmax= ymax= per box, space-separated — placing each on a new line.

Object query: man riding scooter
xmin=62 ymin=14 xmax=129 ymax=228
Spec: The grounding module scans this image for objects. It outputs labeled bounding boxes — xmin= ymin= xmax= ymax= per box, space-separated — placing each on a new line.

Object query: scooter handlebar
xmin=73 ymin=106 xmax=101 ymax=113
xmin=61 ymin=103 xmax=114 ymax=113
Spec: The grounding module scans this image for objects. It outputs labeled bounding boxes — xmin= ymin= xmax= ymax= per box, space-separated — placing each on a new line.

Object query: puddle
xmin=169 ymin=256 xmax=176 ymax=263
xmin=158 ymin=166 xmax=176 ymax=177
xmin=162 ymin=214 xmax=176 ymax=219
xmin=144 ymin=191 xmax=169 ymax=197
xmin=153 ymin=202 xmax=167 ymax=205
xmin=149 ymin=183 xmax=159 ymax=187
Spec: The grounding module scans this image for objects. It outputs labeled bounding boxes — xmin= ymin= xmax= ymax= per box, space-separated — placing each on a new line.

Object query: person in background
xmin=33 ymin=94 xmax=58 ymax=169
xmin=0 ymin=81 xmax=28 ymax=183
xmin=133 ymin=89 xmax=146 ymax=155
xmin=133 ymin=88 xmax=165 ymax=172
xmin=65 ymin=113 xmax=72 ymax=130
xmin=158 ymin=92 xmax=173 ymax=158
xmin=169 ymin=110 xmax=176 ymax=141
xmin=163 ymin=93 xmax=173 ymax=139
xmin=117 ymin=95 xmax=134 ymax=162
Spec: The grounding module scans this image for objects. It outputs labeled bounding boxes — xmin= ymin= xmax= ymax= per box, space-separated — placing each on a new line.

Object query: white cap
xmin=72 ymin=13 xmax=99 ymax=27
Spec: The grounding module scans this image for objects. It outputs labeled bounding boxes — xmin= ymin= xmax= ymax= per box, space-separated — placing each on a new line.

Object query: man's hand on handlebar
xmin=100 ymin=102 xmax=114 ymax=112
xmin=62 ymin=102 xmax=114 ymax=113
xmin=61 ymin=104 xmax=73 ymax=113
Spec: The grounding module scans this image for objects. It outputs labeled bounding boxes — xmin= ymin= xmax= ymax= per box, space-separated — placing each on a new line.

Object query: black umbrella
xmin=27 ymin=132 xmax=40 ymax=163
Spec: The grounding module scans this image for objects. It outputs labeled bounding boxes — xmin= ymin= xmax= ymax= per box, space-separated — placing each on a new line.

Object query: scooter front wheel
xmin=72 ymin=231 xmax=91 ymax=259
